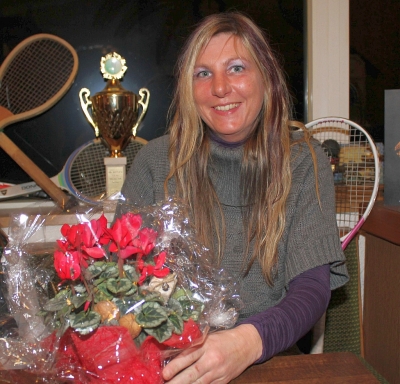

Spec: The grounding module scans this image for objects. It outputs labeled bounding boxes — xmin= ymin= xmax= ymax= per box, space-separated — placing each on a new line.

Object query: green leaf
xmin=70 ymin=310 xmax=101 ymax=335
xmin=179 ymin=299 xmax=204 ymax=321
xmin=172 ymin=288 xmax=191 ymax=300
xmin=94 ymin=283 xmax=113 ymax=302
xmin=124 ymin=285 xmax=138 ymax=296
xmin=134 ymin=330 xmax=147 ymax=348
xmin=113 ymin=297 xmax=144 ymax=315
xmin=106 ymin=278 xmax=132 ymax=294
xmin=43 ymin=289 xmax=71 ymax=312
xmin=168 ymin=298 xmax=183 ymax=316
xmin=123 ymin=265 xmax=139 ymax=282
xmin=100 ymin=264 xmax=119 ymax=279
xmin=169 ymin=313 xmax=184 ymax=334
xmin=57 ymin=304 xmax=72 ymax=318
xmin=74 ymin=284 xmax=87 ymax=294
xmin=135 ymin=302 xmax=169 ymax=328
xmin=145 ymin=319 xmax=174 ymax=343
xmin=139 ymin=289 xmax=164 ymax=303
xmin=86 ymin=263 xmax=106 ymax=279
xmin=71 ymin=294 xmax=88 ymax=309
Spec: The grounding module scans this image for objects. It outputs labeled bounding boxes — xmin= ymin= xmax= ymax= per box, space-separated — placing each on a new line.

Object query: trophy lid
xmin=100 ymin=52 xmax=127 ymax=80
xmin=96 ymin=52 xmax=133 ymax=96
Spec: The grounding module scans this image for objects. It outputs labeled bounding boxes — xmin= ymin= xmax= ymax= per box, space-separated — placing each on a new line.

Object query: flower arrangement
xmin=1 ymin=200 xmax=241 ymax=383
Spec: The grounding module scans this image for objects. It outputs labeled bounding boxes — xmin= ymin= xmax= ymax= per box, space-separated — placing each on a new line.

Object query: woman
xmin=121 ymin=12 xmax=348 ymax=383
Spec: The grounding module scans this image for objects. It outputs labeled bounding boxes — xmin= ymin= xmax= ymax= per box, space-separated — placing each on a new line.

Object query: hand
xmin=162 ymin=324 xmax=262 ymax=383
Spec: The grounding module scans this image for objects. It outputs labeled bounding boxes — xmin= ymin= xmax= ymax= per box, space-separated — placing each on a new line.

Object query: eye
xmin=194 ymin=70 xmax=211 ymax=78
xmin=230 ymin=65 xmax=244 ymax=73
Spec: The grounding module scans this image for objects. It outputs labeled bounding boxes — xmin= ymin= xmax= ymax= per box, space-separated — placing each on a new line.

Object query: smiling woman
xmin=119 ymin=12 xmax=348 ymax=384
xmin=193 ymin=33 xmax=265 ymax=143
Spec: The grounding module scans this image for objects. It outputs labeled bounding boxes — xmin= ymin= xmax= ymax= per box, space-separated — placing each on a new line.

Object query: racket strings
xmin=0 ymin=39 xmax=75 ymax=114
xmin=310 ymin=122 xmax=376 ymax=238
xmin=69 ymin=140 xmax=145 ymax=200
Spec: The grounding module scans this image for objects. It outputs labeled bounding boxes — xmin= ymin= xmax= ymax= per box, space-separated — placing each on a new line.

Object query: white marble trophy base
xmin=104 ymin=156 xmax=127 ymax=197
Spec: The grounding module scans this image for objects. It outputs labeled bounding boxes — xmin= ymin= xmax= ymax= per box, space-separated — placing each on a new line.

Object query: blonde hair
xmin=165 ymin=12 xmax=294 ymax=284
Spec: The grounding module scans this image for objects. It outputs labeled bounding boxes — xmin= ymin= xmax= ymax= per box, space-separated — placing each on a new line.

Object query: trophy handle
xmin=132 ymin=88 xmax=150 ymax=136
xmin=79 ymin=88 xmax=100 ymax=137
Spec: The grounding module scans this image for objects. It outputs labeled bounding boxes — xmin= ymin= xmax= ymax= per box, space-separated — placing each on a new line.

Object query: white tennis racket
xmin=305 ymin=117 xmax=380 ymax=250
xmin=0 ymin=137 xmax=147 ymax=205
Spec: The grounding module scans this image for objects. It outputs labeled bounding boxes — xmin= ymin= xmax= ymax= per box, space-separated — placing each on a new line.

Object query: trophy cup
xmin=79 ymin=52 xmax=150 ymax=197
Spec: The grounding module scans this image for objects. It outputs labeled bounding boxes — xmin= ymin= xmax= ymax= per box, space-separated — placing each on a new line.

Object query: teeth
xmin=214 ymin=103 xmax=239 ymax=111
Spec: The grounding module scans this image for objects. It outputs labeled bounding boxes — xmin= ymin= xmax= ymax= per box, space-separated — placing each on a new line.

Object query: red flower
xmin=107 ymin=213 xmax=158 ymax=260
xmin=138 ymin=251 xmax=170 ymax=284
xmin=60 ymin=215 xmax=108 ymax=260
xmin=54 ymin=250 xmax=81 ymax=280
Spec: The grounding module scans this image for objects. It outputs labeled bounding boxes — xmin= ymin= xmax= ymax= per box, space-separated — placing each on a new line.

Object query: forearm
xmin=240 ymin=264 xmax=331 ymax=363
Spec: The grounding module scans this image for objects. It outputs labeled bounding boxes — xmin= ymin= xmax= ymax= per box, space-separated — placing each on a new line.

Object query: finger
xmin=163 ymin=347 xmax=203 ymax=381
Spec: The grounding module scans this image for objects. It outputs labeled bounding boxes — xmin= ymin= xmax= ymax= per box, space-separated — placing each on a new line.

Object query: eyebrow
xmin=194 ymin=56 xmax=250 ymax=69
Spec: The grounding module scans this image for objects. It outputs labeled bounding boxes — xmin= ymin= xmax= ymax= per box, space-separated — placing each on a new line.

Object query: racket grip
xmin=0 ymin=132 xmax=76 ymax=211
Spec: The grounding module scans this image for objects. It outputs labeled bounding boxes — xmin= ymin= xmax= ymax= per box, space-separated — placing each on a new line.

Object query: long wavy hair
xmin=165 ymin=12 xmax=294 ymax=284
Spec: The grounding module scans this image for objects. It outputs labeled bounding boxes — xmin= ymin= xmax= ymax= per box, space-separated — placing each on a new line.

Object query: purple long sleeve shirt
xmin=240 ymin=264 xmax=331 ymax=363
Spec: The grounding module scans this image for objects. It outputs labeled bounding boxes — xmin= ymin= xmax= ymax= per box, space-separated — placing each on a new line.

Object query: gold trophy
xmin=79 ymin=52 xmax=150 ymax=197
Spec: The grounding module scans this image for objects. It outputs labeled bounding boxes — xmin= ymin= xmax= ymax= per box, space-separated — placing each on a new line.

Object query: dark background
xmin=0 ymin=0 xmax=305 ymax=185
xmin=1 ymin=0 xmax=399 ymax=186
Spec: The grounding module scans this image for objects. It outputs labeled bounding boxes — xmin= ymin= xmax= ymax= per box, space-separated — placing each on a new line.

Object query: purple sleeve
xmin=239 ymin=264 xmax=331 ymax=363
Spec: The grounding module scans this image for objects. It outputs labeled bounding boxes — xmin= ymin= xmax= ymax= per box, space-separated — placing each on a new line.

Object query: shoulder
xmin=134 ymin=134 xmax=170 ymax=163
xmin=290 ymin=130 xmax=328 ymax=171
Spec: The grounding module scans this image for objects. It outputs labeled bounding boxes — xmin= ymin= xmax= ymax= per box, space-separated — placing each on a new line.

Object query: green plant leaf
xmin=101 ymin=264 xmax=119 ymax=279
xmin=124 ymin=285 xmax=138 ymax=296
xmin=179 ymin=299 xmax=204 ymax=321
xmin=43 ymin=289 xmax=71 ymax=312
xmin=168 ymin=298 xmax=183 ymax=316
xmin=74 ymin=284 xmax=87 ymax=294
xmin=135 ymin=302 xmax=169 ymax=328
xmin=139 ymin=289 xmax=164 ymax=303
xmin=94 ymin=283 xmax=113 ymax=302
xmin=169 ymin=313 xmax=184 ymax=334
xmin=106 ymin=278 xmax=132 ymax=294
xmin=113 ymin=297 xmax=144 ymax=315
xmin=145 ymin=319 xmax=174 ymax=343
xmin=86 ymin=263 xmax=106 ymax=279
xmin=71 ymin=294 xmax=88 ymax=309
xmin=123 ymin=265 xmax=139 ymax=282
xmin=70 ymin=310 xmax=101 ymax=335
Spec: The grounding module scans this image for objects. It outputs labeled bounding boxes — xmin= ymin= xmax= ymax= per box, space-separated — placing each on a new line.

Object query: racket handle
xmin=0 ymin=132 xmax=76 ymax=210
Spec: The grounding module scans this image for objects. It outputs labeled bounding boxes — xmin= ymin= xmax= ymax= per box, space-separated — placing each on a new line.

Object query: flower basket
xmin=0 ymin=199 xmax=241 ymax=383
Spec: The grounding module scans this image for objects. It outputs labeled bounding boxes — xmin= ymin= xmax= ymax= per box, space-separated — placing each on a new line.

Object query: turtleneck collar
xmin=208 ymin=129 xmax=247 ymax=148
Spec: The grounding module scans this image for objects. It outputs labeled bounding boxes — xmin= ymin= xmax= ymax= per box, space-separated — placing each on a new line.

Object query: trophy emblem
xmin=79 ymin=52 xmax=150 ymax=197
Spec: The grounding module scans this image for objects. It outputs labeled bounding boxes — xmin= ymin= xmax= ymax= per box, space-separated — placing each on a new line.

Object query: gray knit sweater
xmin=120 ymin=133 xmax=348 ymax=320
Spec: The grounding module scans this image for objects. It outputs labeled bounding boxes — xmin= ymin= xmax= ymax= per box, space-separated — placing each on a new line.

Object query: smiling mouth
xmin=214 ymin=103 xmax=239 ymax=111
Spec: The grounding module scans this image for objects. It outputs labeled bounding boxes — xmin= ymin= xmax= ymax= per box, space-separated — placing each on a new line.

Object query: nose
xmin=211 ymin=72 xmax=231 ymax=98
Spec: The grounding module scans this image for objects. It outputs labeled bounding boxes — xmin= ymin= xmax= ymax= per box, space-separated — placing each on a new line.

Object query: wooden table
xmin=0 ymin=352 xmax=379 ymax=383
xmin=231 ymin=352 xmax=379 ymax=383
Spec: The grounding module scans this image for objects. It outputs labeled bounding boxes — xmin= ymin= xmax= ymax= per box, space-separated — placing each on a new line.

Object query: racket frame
xmin=305 ymin=117 xmax=380 ymax=249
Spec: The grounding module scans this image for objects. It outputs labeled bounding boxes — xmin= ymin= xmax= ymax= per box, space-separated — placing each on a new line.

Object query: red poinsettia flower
xmin=138 ymin=251 xmax=170 ymax=284
xmin=54 ymin=250 xmax=81 ymax=280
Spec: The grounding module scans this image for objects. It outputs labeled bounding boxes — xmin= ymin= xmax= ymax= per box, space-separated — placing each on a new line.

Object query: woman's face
xmin=193 ymin=33 xmax=265 ymax=143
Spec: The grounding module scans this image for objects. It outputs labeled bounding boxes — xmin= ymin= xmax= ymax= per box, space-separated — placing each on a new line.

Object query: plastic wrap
xmin=0 ymin=199 xmax=242 ymax=383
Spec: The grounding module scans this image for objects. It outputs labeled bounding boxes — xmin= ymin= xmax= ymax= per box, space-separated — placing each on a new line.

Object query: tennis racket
xmin=0 ymin=33 xmax=79 ymax=210
xmin=305 ymin=117 xmax=380 ymax=250
xmin=0 ymin=137 xmax=147 ymax=205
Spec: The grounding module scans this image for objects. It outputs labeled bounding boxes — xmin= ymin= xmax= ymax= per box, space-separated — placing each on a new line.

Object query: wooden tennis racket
xmin=0 ymin=34 xmax=79 ymax=210
xmin=305 ymin=117 xmax=380 ymax=250
xmin=0 ymin=137 xmax=147 ymax=205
